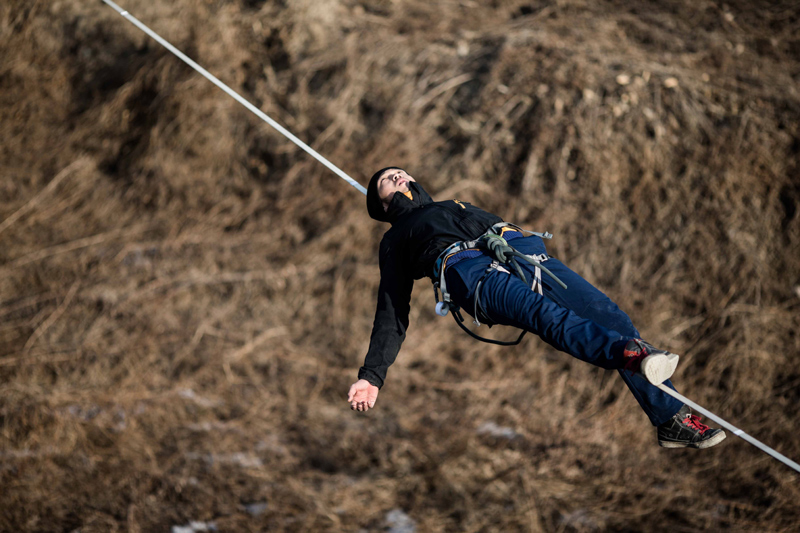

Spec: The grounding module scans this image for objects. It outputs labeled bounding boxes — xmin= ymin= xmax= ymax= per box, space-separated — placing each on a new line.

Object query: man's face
xmin=377 ymin=169 xmax=416 ymax=211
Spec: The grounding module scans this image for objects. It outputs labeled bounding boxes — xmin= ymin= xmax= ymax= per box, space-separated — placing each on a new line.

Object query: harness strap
xmin=434 ymin=223 xmax=541 ymax=305
xmin=432 ymin=223 xmax=566 ymax=346
xmin=533 ymin=264 xmax=542 ymax=294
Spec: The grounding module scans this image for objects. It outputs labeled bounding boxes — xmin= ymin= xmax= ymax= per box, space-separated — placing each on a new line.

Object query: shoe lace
xmin=683 ymin=414 xmax=709 ymax=435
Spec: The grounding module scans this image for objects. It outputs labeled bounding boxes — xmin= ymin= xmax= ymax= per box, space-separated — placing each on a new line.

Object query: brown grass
xmin=1 ymin=0 xmax=799 ymax=531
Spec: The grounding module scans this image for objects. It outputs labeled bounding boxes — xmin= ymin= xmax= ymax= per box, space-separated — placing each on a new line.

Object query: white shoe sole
xmin=659 ymin=431 xmax=727 ymax=449
xmin=640 ymin=352 xmax=679 ymax=385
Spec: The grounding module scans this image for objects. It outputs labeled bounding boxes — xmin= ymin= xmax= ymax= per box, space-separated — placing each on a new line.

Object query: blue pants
xmin=445 ymin=235 xmax=683 ymax=426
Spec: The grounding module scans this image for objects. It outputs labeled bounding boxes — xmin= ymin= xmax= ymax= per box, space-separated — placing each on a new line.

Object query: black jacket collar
xmin=366 ymin=168 xmax=434 ymax=224
xmin=382 ymin=182 xmax=434 ymax=223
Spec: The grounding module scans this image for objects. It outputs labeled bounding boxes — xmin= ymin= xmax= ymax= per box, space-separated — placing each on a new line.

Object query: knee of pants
xmin=583 ymin=299 xmax=639 ymax=338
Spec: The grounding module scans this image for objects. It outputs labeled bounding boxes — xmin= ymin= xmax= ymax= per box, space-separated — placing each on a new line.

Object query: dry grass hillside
xmin=1 ymin=0 xmax=799 ymax=531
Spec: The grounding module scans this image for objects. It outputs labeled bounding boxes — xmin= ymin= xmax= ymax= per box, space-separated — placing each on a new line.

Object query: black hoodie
xmin=359 ymin=171 xmax=502 ymax=388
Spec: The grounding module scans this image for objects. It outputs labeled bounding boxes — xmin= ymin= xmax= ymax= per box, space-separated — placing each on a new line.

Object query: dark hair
xmin=366 ymin=166 xmax=403 ymax=222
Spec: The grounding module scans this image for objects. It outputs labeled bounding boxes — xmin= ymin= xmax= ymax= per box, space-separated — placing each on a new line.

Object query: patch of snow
xmin=385 ymin=509 xmax=416 ymax=533
xmin=476 ymin=421 xmax=519 ymax=439
xmin=67 ymin=404 xmax=102 ymax=420
xmin=171 ymin=521 xmax=217 ymax=533
xmin=178 ymin=389 xmax=223 ymax=408
xmin=243 ymin=502 xmax=268 ymax=516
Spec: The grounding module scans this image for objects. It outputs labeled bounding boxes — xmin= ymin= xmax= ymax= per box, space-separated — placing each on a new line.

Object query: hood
xmin=366 ymin=167 xmax=434 ymax=223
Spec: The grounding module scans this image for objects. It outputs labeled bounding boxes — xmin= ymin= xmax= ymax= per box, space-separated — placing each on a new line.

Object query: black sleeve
xmin=358 ymin=240 xmax=413 ymax=389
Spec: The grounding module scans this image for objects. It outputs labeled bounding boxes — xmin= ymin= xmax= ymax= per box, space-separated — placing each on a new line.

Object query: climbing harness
xmin=432 ymin=223 xmax=567 ymax=346
xmin=102 ymin=1 xmax=800 ymax=475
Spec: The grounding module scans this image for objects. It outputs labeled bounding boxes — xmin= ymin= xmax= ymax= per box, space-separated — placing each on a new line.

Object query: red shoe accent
xmin=683 ymin=414 xmax=710 ymax=435
xmin=623 ymin=339 xmax=648 ymax=374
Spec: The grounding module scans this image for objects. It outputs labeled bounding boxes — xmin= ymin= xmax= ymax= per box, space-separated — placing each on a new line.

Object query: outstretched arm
xmin=348 ymin=242 xmax=413 ymax=411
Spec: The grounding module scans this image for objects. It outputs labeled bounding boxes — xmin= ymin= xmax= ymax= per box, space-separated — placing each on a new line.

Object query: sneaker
xmin=657 ymin=405 xmax=727 ymax=449
xmin=623 ymin=339 xmax=680 ymax=385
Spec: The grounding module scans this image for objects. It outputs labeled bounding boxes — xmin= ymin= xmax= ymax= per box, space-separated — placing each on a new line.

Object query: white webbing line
xmin=101 ymin=0 xmax=367 ymax=196
xmin=102 ymin=0 xmax=799 ymax=476
xmin=657 ymin=383 xmax=800 ymax=473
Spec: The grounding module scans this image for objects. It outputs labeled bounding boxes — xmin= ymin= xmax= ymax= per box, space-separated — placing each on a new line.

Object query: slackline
xmin=102 ymin=0 xmax=799 ymax=475
xmin=657 ymin=383 xmax=799 ymax=473
xmin=101 ymin=0 xmax=367 ymax=196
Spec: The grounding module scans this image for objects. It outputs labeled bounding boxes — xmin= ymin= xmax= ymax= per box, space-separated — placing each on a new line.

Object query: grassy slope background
xmin=1 ymin=0 xmax=799 ymax=531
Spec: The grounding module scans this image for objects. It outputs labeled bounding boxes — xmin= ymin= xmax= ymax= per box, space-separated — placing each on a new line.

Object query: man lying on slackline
xmin=347 ymin=167 xmax=726 ymax=449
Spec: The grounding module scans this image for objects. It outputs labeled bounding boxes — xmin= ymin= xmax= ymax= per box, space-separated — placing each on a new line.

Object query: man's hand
xmin=347 ymin=379 xmax=379 ymax=412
